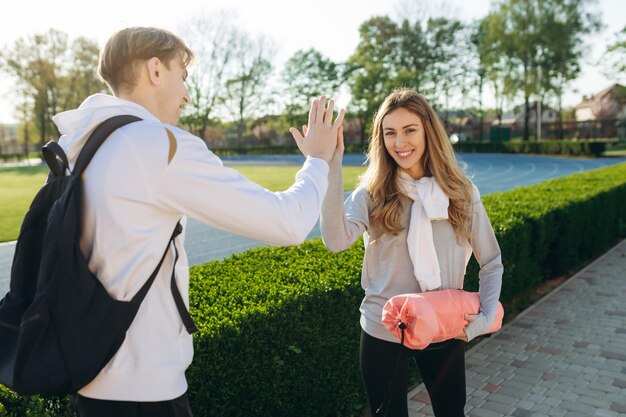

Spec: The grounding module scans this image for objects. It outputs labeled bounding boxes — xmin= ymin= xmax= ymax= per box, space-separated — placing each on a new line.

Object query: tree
xmin=1 ymin=29 xmax=68 ymax=146
xmin=62 ymin=37 xmax=106 ymax=110
xmin=394 ymin=18 xmax=430 ymax=92
xmin=347 ymin=13 xmax=469 ymax=143
xmin=538 ymin=0 xmax=602 ymax=138
xmin=0 ymin=30 xmax=103 ymax=147
xmin=0 ymin=123 xmax=5 ymax=154
xmin=424 ymin=17 xmax=468 ymax=114
xmin=470 ymin=21 xmax=489 ymax=140
xmin=474 ymin=14 xmax=511 ymax=127
xmin=223 ymin=34 xmax=275 ymax=144
xmin=281 ymin=48 xmax=342 ymax=128
xmin=480 ymin=0 xmax=601 ymax=140
xmin=602 ymin=25 xmax=626 ymax=82
xmin=347 ymin=16 xmax=400 ymax=144
xmin=493 ymin=0 xmax=542 ymax=141
xmin=16 ymin=92 xmax=33 ymax=155
xmin=178 ymin=11 xmax=240 ymax=140
xmin=392 ymin=0 xmax=471 ymax=115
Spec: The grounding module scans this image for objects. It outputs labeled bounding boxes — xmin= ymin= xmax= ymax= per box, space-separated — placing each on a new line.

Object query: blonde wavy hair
xmin=362 ymin=88 xmax=473 ymax=242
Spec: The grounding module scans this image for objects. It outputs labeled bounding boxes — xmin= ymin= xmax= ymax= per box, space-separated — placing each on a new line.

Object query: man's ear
xmin=146 ymin=57 xmax=161 ymax=86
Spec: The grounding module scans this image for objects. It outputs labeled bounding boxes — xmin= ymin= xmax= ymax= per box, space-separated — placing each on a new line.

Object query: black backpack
xmin=0 ymin=115 xmax=197 ymax=396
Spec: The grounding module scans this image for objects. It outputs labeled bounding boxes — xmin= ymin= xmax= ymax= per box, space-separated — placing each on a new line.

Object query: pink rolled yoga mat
xmin=382 ymin=289 xmax=504 ymax=350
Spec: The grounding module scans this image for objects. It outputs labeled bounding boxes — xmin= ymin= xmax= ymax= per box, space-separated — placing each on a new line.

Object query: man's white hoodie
xmin=52 ymin=94 xmax=329 ymax=401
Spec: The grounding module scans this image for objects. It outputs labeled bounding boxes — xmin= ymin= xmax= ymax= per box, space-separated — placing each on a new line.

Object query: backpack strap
xmin=131 ymin=222 xmax=180 ymax=307
xmin=73 ymin=115 xmax=143 ymax=177
xmin=130 ymin=221 xmax=197 ymax=334
xmin=170 ymin=227 xmax=198 ymax=334
xmin=42 ymin=141 xmax=70 ymax=178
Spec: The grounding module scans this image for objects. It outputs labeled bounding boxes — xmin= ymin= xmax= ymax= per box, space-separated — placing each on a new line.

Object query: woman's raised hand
xmin=289 ymin=96 xmax=345 ymax=163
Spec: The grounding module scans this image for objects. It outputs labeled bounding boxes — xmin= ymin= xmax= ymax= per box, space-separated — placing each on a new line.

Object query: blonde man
xmin=53 ymin=27 xmax=344 ymax=417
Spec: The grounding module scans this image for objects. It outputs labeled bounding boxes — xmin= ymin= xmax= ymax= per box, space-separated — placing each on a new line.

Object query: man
xmin=53 ymin=27 xmax=344 ymax=416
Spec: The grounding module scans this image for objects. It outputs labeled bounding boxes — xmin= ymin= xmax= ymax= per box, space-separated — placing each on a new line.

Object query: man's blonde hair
xmin=98 ymin=27 xmax=194 ymax=95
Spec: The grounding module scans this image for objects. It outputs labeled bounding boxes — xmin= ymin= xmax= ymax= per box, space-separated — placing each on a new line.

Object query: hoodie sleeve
xmin=464 ymin=184 xmax=504 ymax=342
xmin=320 ymin=152 xmax=369 ymax=253
xmin=150 ymin=127 xmax=329 ymax=246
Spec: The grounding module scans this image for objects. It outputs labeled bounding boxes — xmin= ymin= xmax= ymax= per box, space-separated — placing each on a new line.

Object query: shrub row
xmin=453 ymin=140 xmax=609 ymax=157
xmin=2 ymin=162 xmax=626 ymax=417
xmin=211 ymin=143 xmax=366 ymax=156
xmin=210 ymin=141 xmax=610 ymax=157
xmin=0 ymin=153 xmax=40 ymax=163
xmin=464 ymin=162 xmax=626 ymax=299
xmin=0 ymin=386 xmax=72 ymax=417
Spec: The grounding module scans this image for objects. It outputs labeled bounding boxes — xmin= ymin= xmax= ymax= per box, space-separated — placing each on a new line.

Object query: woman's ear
xmin=146 ymin=57 xmax=161 ymax=85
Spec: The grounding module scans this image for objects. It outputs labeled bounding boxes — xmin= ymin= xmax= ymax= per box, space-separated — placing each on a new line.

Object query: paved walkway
xmin=407 ymin=238 xmax=626 ymax=417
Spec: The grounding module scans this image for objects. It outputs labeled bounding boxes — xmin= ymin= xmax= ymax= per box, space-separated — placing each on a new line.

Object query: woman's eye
xmin=384 ymin=132 xmax=395 ymax=137
xmin=406 ymin=129 xmax=416 ymax=134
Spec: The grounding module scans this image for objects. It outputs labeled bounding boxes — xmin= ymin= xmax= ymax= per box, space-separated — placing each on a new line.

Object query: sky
xmin=0 ymin=0 xmax=624 ymax=124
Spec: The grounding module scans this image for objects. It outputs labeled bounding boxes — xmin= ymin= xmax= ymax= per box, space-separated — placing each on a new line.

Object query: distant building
xmin=0 ymin=123 xmax=19 ymax=154
xmin=574 ymin=83 xmax=626 ymax=121
xmin=441 ymin=110 xmax=479 ymax=141
xmin=494 ymin=101 xmax=558 ymax=126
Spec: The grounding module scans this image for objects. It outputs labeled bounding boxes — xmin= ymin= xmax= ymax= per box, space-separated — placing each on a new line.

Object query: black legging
xmin=72 ymin=392 xmax=193 ymax=417
xmin=360 ymin=330 xmax=466 ymax=417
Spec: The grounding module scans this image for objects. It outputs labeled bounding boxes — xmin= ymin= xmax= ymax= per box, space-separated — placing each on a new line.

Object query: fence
xmin=1 ymin=118 xmax=622 ymax=161
xmin=455 ymin=119 xmax=621 ymax=142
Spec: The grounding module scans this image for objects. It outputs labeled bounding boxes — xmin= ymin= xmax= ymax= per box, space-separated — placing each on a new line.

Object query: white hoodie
xmin=52 ymin=94 xmax=329 ymax=401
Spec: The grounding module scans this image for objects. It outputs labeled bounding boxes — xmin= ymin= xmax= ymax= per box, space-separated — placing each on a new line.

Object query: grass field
xmin=605 ymin=141 xmax=626 ymax=156
xmin=0 ymin=164 xmax=366 ymax=243
xmin=0 ymin=166 xmax=48 ymax=243
xmin=235 ymin=164 xmax=365 ymax=191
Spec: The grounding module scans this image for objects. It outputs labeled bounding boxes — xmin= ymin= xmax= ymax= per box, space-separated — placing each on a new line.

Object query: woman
xmin=318 ymin=88 xmax=502 ymax=417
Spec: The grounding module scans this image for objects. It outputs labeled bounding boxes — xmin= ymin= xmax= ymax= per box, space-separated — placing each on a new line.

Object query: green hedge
xmin=186 ymin=242 xmax=366 ymax=417
xmin=0 ymin=386 xmax=72 ymax=417
xmin=464 ymin=162 xmax=626 ymax=300
xmin=211 ymin=143 xmax=366 ymax=156
xmin=157 ymin=141 xmax=614 ymax=157
xmin=211 ymin=146 xmax=299 ymax=156
xmin=0 ymin=153 xmax=40 ymax=163
xmin=453 ymin=140 xmax=609 ymax=157
xmin=2 ymin=162 xmax=626 ymax=417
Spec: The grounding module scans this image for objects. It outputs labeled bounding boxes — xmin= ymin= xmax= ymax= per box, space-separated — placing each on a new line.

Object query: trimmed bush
xmin=0 ymin=385 xmax=72 ymax=417
xmin=210 ymin=143 xmax=366 ymax=156
xmin=2 ymin=162 xmax=626 ymax=417
xmin=454 ymin=140 xmax=609 ymax=157
xmin=464 ymin=162 xmax=626 ymax=299
xmin=211 ymin=146 xmax=300 ymax=156
xmin=186 ymin=241 xmax=366 ymax=417
xmin=0 ymin=153 xmax=40 ymax=163
xmin=137 ymin=140 xmax=609 ymax=157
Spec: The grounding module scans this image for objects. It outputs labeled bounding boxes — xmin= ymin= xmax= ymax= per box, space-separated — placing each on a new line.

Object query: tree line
xmin=1 ymin=0 xmax=624 ymax=151
xmin=0 ymin=30 xmax=105 ymax=152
